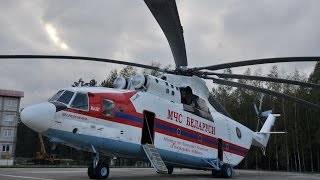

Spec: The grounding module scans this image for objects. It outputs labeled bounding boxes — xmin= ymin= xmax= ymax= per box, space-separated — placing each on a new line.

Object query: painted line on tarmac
xmin=30 ymin=170 xmax=84 ymax=174
xmin=0 ymin=174 xmax=54 ymax=180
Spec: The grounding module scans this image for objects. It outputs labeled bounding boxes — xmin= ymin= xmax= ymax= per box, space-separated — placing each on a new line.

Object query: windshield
xmin=70 ymin=93 xmax=89 ymax=111
xmin=49 ymin=90 xmax=75 ymax=105
xmin=48 ymin=90 xmax=64 ymax=102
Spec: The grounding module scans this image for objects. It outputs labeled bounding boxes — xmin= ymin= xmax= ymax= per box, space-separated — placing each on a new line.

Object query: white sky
xmin=0 ymin=0 xmax=318 ymax=108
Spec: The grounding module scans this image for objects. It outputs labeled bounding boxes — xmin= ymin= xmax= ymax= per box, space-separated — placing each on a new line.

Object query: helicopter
xmin=1 ymin=0 xmax=320 ymax=179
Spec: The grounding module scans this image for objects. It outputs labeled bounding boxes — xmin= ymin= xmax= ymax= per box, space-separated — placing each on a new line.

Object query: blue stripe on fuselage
xmin=227 ymin=145 xmax=248 ymax=155
xmin=43 ymin=128 xmax=213 ymax=169
xmin=115 ymin=112 xmax=143 ymax=123
xmin=155 ymin=123 xmax=176 ymax=133
xmin=117 ymin=112 xmax=247 ymax=156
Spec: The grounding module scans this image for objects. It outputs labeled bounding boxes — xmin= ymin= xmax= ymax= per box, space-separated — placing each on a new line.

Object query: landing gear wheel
xmin=167 ymin=166 xmax=173 ymax=175
xmin=221 ymin=164 xmax=233 ymax=178
xmin=211 ymin=169 xmax=220 ymax=177
xmin=95 ymin=162 xmax=110 ymax=179
xmin=87 ymin=163 xmax=97 ymax=179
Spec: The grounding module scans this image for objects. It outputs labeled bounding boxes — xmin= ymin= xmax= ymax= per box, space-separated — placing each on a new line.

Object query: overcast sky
xmin=0 ymin=0 xmax=319 ymax=108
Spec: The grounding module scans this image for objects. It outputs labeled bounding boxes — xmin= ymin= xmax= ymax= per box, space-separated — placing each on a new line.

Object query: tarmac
xmin=0 ymin=168 xmax=319 ymax=180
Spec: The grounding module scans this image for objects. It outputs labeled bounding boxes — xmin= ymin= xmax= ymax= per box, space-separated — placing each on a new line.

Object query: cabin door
xmin=141 ymin=111 xmax=155 ymax=145
xmin=218 ymin=138 xmax=223 ymax=161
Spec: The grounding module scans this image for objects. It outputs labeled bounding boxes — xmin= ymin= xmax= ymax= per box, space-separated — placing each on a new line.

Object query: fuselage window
xmin=102 ymin=99 xmax=115 ymax=117
xmin=236 ymin=127 xmax=242 ymax=139
xmin=57 ymin=91 xmax=75 ymax=105
xmin=70 ymin=93 xmax=89 ymax=111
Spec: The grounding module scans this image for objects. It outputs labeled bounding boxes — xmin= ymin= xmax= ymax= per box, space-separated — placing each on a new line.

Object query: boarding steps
xmin=142 ymin=143 xmax=168 ymax=174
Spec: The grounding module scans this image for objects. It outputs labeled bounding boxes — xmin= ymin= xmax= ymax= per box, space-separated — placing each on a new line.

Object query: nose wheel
xmin=88 ymin=161 xmax=109 ymax=179
xmin=88 ymin=146 xmax=110 ymax=179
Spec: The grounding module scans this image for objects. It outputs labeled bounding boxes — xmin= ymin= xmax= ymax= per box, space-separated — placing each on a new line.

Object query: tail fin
xmin=252 ymin=114 xmax=282 ymax=149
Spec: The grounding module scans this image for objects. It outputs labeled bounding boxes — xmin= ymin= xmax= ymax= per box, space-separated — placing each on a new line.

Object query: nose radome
xmin=20 ymin=102 xmax=56 ymax=132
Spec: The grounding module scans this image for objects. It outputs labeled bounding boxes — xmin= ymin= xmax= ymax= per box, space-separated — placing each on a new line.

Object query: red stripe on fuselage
xmin=64 ymin=108 xmax=143 ymax=128
xmin=63 ymin=108 xmax=248 ymax=157
xmin=155 ymin=119 xmax=248 ymax=157
xmin=155 ymin=119 xmax=218 ymax=148
xmin=60 ymin=91 xmax=249 ymax=157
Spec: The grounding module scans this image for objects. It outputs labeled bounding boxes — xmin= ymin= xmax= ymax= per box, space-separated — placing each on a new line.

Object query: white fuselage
xmin=21 ymin=85 xmax=255 ymax=169
xmin=20 ymin=74 xmax=259 ymax=169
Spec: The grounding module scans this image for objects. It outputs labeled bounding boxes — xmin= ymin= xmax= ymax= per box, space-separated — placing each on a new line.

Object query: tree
xmin=142 ymin=62 xmax=162 ymax=77
xmin=307 ymin=61 xmax=320 ymax=172
xmin=100 ymin=69 xmax=118 ymax=88
xmin=100 ymin=66 xmax=138 ymax=88
xmin=72 ymin=78 xmax=97 ymax=87
xmin=119 ymin=66 xmax=137 ymax=78
xmin=16 ymin=123 xmax=38 ymax=158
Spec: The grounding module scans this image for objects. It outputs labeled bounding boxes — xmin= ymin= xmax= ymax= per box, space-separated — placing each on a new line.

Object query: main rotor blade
xmin=0 ymin=55 xmax=162 ymax=71
xmin=204 ymin=77 xmax=320 ymax=112
xmin=192 ymin=57 xmax=319 ymax=71
xmin=144 ymin=0 xmax=188 ymax=70
xmin=205 ymin=72 xmax=320 ymax=88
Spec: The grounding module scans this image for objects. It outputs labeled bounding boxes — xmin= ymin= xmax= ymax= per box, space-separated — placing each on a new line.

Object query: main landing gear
xmin=204 ymin=159 xmax=233 ymax=178
xmin=87 ymin=146 xmax=110 ymax=179
xmin=211 ymin=163 xmax=233 ymax=178
xmin=167 ymin=166 xmax=174 ymax=175
xmin=220 ymin=163 xmax=233 ymax=178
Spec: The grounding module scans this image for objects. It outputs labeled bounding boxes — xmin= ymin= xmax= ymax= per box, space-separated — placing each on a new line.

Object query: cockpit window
xmin=102 ymin=99 xmax=115 ymax=117
xmin=48 ymin=90 xmax=75 ymax=105
xmin=57 ymin=91 xmax=75 ymax=104
xmin=49 ymin=90 xmax=64 ymax=102
xmin=70 ymin=93 xmax=89 ymax=111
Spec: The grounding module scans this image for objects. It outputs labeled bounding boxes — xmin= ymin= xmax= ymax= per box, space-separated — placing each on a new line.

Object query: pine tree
xmin=100 ymin=69 xmax=118 ymax=88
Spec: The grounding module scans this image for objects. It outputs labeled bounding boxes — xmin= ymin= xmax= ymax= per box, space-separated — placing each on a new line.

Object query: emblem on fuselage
xmin=90 ymin=106 xmax=100 ymax=112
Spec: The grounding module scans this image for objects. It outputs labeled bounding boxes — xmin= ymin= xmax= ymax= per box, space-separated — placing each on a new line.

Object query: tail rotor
xmin=254 ymin=94 xmax=267 ymax=132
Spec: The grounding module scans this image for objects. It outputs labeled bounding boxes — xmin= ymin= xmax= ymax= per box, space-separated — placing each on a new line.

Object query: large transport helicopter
xmin=1 ymin=0 xmax=320 ymax=179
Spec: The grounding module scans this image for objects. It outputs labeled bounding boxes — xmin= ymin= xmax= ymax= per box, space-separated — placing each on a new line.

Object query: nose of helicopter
xmin=20 ymin=102 xmax=56 ymax=132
